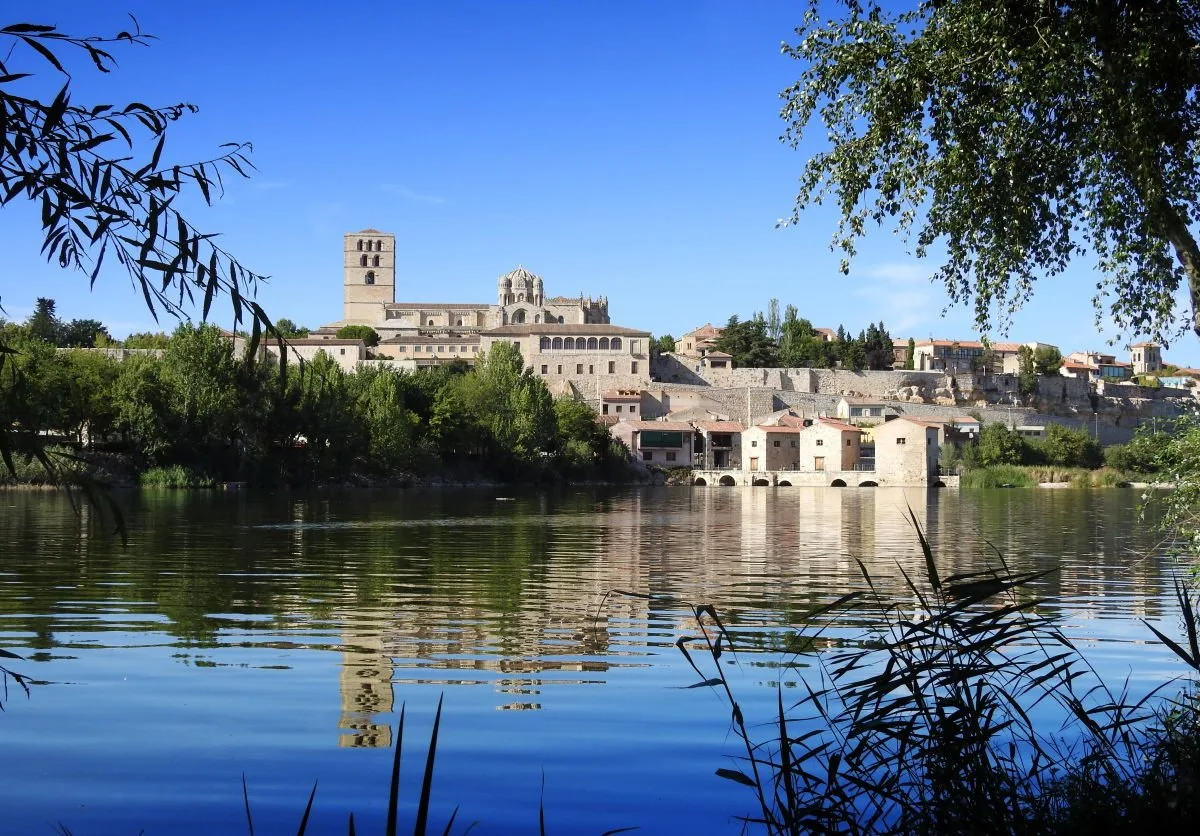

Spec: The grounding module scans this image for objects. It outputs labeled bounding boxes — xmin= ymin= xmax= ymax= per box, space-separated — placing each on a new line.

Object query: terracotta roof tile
xmin=814 ymin=419 xmax=862 ymax=433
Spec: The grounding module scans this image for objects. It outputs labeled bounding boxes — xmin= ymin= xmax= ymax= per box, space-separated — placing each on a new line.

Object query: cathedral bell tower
xmin=343 ymin=229 xmax=395 ymax=323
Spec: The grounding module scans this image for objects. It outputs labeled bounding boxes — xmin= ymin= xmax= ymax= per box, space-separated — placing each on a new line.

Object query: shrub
xmin=139 ymin=465 xmax=215 ymax=489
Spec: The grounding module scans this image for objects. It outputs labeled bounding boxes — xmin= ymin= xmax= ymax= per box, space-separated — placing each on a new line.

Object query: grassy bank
xmin=962 ymin=464 xmax=1140 ymax=488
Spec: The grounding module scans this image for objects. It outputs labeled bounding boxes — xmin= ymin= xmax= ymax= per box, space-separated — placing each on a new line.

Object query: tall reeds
xmin=681 ymin=511 xmax=1200 ymax=834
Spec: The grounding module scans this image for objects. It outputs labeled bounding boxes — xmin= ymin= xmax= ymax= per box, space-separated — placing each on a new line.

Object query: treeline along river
xmin=0 ymin=487 xmax=1187 ymax=833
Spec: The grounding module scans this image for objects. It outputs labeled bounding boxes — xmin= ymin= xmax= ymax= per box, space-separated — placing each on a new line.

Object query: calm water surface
xmin=0 ymin=487 xmax=1188 ymax=834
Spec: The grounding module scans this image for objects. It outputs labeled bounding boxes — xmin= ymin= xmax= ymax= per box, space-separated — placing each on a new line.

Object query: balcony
xmin=851 ymin=460 xmax=876 ymax=472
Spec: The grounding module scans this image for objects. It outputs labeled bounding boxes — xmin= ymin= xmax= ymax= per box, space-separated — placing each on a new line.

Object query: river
xmin=0 ymin=487 xmax=1189 ymax=833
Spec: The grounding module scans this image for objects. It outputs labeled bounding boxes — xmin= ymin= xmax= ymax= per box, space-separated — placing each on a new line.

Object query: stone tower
xmin=343 ymin=229 xmax=395 ymax=323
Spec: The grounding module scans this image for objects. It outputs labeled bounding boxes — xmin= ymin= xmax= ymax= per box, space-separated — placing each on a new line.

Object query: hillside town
xmin=246 ymin=228 xmax=1195 ymax=485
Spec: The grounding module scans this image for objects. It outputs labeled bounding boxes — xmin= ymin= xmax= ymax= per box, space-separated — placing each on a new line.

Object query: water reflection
xmin=0 ymin=487 xmax=1180 ymax=787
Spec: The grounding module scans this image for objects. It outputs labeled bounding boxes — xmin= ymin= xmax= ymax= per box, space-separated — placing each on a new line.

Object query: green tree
xmin=60 ymin=318 xmax=112 ymax=348
xmin=781 ymin=1 xmax=1200 ymax=341
xmin=350 ymin=365 xmax=416 ymax=471
xmin=651 ymin=334 xmax=676 ymax=355
xmin=904 ymin=337 xmax=915 ymax=370
xmin=26 ymin=298 xmax=61 ymax=345
xmin=159 ymin=323 xmax=241 ymax=468
xmin=714 ymin=315 xmax=779 ymax=368
xmin=335 ymin=324 xmax=380 ymax=347
xmin=1041 ymin=423 xmax=1103 ymax=469
xmin=123 ymin=331 xmax=170 ymax=349
xmin=57 ymin=350 xmax=119 ymax=444
xmin=766 ymin=298 xmax=782 ymax=342
xmin=1033 ymin=345 xmax=1065 ymax=376
xmin=1017 ymin=346 xmax=1039 ymax=398
xmin=977 ymin=424 xmax=1028 ymax=467
xmin=274 ymin=318 xmax=311 ymax=339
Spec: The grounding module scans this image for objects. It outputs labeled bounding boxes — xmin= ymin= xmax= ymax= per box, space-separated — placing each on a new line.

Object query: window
xmin=608 ymin=361 xmax=615 ymax=373
xmin=372 ymin=255 xmax=380 ymax=267
xmin=556 ymin=365 xmax=562 ymax=374
xmin=629 ymin=405 xmax=636 ymax=413
xmin=588 ymin=337 xmax=598 ymax=350
xmin=535 ymin=314 xmax=541 ymax=323
xmin=360 ymin=254 xmax=368 ymax=267
xmin=365 ymin=271 xmax=375 ymax=285
xmin=426 ymin=346 xmax=433 ymax=352
xmin=414 ymin=346 xmax=420 ymax=352
xmin=631 ymin=340 xmax=639 ymax=353
xmin=558 ymin=316 xmax=564 ymax=323
xmin=611 ymin=337 xmax=622 ymax=350
xmin=790 ymin=440 xmax=797 ymax=447
xmin=472 ymin=346 xmax=479 ymax=353
xmin=602 ymin=404 xmax=609 ymax=414
xmin=541 ymin=365 xmax=548 ymax=374
xmin=816 ymin=439 xmax=824 ymax=446
xmin=375 ymin=239 xmax=382 ymax=251
xmin=427 ymin=319 xmax=434 ymax=326
xmin=896 ymin=437 xmax=907 ymax=445
xmin=631 ymin=361 xmax=638 ymax=374
xmin=615 ymin=405 xmax=622 ymax=413
xmin=600 ymin=337 xmax=610 ymax=349
xmin=449 ymin=346 xmax=456 ymax=352
xmin=642 ymin=451 xmax=653 ymax=461
xmin=540 ymin=337 xmax=551 ymax=350
xmin=666 ymin=452 xmax=677 ymax=462
xmin=751 ymin=440 xmax=758 ymax=447
xmin=457 ymin=319 xmax=463 ymax=326
xmin=773 ymin=440 xmax=781 ymax=448
xmin=438 ymin=345 xmax=445 ymax=352
xmin=397 ymin=346 xmax=406 ymax=352
xmin=339 ymin=348 xmax=346 ymax=355
xmin=564 ymin=337 xmax=575 ymax=350
xmin=846 ymin=439 xmax=852 ymax=446
xmin=356 ymin=240 xmax=364 ymax=251
xmin=552 ymin=337 xmax=563 ymax=350
xmin=576 ymin=364 xmax=583 ymax=374
xmin=588 ymin=365 xmax=593 ymax=374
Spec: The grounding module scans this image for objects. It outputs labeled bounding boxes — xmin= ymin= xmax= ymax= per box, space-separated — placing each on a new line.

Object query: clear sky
xmin=3 ymin=1 xmax=1198 ymax=364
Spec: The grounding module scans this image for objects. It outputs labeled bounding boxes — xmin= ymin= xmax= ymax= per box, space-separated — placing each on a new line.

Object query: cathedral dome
xmin=502 ymin=266 xmax=541 ymax=289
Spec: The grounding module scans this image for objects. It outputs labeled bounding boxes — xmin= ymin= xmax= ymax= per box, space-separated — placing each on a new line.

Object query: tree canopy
xmin=781 ymin=1 xmax=1200 ymax=343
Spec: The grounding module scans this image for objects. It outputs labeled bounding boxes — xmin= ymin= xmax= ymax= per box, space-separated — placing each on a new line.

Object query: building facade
xmin=321 ymin=228 xmax=651 ymax=392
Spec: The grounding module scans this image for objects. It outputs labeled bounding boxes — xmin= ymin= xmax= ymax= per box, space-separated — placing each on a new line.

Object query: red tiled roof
xmin=601 ymin=390 xmax=642 ymax=401
xmin=814 ymin=420 xmax=862 ymax=433
xmin=756 ymin=425 xmax=804 ymax=434
xmin=775 ymin=415 xmax=809 ymax=427
xmin=704 ymin=350 xmax=733 ymax=359
xmin=1130 ymin=341 xmax=1159 ymax=348
xmin=695 ymin=421 xmax=744 ymax=432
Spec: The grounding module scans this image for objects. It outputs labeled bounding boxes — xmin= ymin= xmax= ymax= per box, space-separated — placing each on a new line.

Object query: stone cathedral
xmin=324 ymin=228 xmax=611 ymax=342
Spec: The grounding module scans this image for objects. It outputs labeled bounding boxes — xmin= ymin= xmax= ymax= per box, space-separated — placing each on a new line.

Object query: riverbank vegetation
xmin=684 ymin=519 xmax=1200 ymax=834
xmin=0 ymin=321 xmax=630 ymax=487
xmin=950 ymin=422 xmax=1176 ymax=487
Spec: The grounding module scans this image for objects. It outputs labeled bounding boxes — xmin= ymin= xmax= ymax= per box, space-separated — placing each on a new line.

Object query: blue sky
xmin=2 ymin=1 xmax=1198 ymax=364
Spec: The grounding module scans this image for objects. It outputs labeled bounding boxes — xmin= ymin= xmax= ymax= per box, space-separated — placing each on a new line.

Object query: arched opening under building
xmin=860 ymin=481 xmax=878 ymax=488
xmin=693 ymin=477 xmax=707 ymax=486
xmin=933 ymin=480 xmax=946 ymax=488
xmin=830 ymin=479 xmax=847 ymax=487
xmin=719 ymin=475 xmax=736 ymax=487
xmin=753 ymin=478 xmax=770 ymax=487
xmin=777 ymin=480 xmax=792 ymax=487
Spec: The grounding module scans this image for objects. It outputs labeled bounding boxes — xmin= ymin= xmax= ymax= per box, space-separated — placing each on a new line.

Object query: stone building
xmin=319 ymin=228 xmax=650 ymax=392
xmin=871 ymin=418 xmax=940 ymax=485
xmin=1130 ymin=342 xmax=1163 ymax=375
xmin=797 ymin=420 xmax=863 ymax=473
xmin=742 ymin=425 xmax=803 ymax=472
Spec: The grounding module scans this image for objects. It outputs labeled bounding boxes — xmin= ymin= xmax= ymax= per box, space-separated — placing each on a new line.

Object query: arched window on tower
xmin=372 ymin=255 xmax=380 ymax=267
xmin=587 ymin=337 xmax=598 ymax=350
xmin=365 ymin=271 xmax=376 ymax=285
xmin=518 ymin=293 xmax=525 ymax=302
xmin=456 ymin=318 xmax=463 ymax=326
xmin=540 ymin=337 xmax=551 ymax=350
xmin=558 ymin=316 xmax=565 ymax=323
xmin=375 ymin=240 xmax=383 ymax=251
xmin=534 ymin=314 xmax=541 ymax=323
xmin=360 ymin=255 xmax=368 ymax=267
xmin=357 ymin=240 xmax=364 ymax=251
xmin=611 ymin=337 xmax=622 ymax=350
xmin=512 ymin=309 xmax=527 ymax=324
